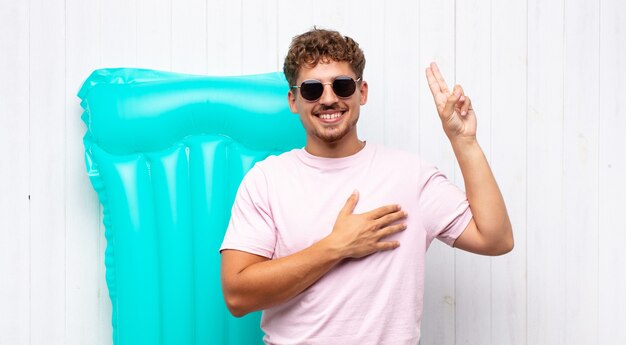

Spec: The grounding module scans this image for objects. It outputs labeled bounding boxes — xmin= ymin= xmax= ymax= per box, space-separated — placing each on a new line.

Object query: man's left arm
xmin=426 ymin=62 xmax=513 ymax=256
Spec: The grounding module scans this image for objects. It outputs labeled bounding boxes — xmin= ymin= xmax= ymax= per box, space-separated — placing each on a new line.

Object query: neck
xmin=304 ymin=132 xmax=365 ymax=158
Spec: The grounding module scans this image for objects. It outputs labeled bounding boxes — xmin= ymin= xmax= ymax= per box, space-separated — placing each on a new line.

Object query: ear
xmin=359 ymin=80 xmax=369 ymax=106
xmin=287 ymin=90 xmax=299 ymax=114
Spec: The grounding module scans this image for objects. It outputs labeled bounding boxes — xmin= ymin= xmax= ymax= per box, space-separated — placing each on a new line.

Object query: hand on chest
xmin=268 ymin=170 xmax=417 ymax=258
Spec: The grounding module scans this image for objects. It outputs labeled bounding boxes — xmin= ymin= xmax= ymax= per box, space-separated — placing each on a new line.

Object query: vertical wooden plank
xmin=417 ymin=0 xmax=456 ymax=169
xmin=563 ymin=0 xmax=599 ymax=344
xmin=29 ymin=0 xmax=66 ymax=343
xmin=98 ymin=1 xmax=137 ymax=343
xmin=206 ymin=0 xmax=241 ymax=75
xmin=64 ymin=0 xmax=108 ymax=344
xmin=418 ymin=0 xmax=457 ymax=344
xmin=172 ymin=0 xmax=206 ymax=74
xmin=137 ymin=0 xmax=171 ymax=70
xmin=100 ymin=0 xmax=136 ymax=67
xmin=0 ymin=1 xmax=30 ymax=344
xmin=599 ymin=0 xmax=626 ymax=343
xmin=490 ymin=0 xmax=527 ymax=343
xmin=242 ymin=0 xmax=277 ymax=74
xmin=454 ymin=0 xmax=493 ymax=344
xmin=382 ymin=1 xmax=419 ymax=152
xmin=527 ymin=0 xmax=566 ymax=344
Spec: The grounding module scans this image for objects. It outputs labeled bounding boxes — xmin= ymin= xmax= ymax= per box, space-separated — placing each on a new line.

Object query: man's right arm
xmin=220 ymin=190 xmax=407 ymax=317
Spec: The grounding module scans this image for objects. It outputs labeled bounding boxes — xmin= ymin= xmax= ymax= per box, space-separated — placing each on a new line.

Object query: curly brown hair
xmin=283 ymin=27 xmax=366 ymax=87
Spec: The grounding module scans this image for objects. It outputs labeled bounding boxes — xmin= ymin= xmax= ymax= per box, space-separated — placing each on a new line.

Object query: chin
xmin=314 ymin=126 xmax=354 ymax=144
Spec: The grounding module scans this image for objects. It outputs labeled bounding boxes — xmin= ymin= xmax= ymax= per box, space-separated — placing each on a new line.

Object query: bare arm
xmin=451 ymin=139 xmax=513 ymax=255
xmin=221 ymin=191 xmax=407 ymax=317
xmin=425 ymin=62 xmax=513 ymax=256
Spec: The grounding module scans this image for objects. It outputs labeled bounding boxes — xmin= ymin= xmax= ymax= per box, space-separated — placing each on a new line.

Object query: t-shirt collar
xmin=295 ymin=141 xmax=375 ymax=170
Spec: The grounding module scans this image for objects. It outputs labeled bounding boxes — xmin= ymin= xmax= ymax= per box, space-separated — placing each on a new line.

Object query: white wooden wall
xmin=0 ymin=0 xmax=624 ymax=344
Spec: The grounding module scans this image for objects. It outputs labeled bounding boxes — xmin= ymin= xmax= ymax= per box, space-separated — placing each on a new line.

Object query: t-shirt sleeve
xmin=418 ymin=162 xmax=473 ymax=247
xmin=219 ymin=165 xmax=277 ymax=258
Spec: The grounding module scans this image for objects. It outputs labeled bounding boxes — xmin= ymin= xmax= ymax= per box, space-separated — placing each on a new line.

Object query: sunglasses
xmin=291 ymin=76 xmax=361 ymax=101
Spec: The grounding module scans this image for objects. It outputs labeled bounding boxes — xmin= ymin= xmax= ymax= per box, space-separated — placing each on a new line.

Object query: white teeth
xmin=319 ymin=112 xmax=342 ymax=120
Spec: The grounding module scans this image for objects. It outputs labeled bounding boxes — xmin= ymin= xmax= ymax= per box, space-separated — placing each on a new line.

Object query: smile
xmin=320 ymin=112 xmax=342 ymax=120
xmin=315 ymin=111 xmax=345 ymax=124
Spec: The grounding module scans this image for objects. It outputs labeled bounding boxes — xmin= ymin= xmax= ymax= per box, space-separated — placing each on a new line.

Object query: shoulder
xmin=242 ymin=148 xmax=300 ymax=185
xmin=254 ymin=148 xmax=300 ymax=173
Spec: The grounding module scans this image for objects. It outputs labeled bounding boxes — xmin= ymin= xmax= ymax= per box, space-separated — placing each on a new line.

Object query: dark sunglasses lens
xmin=300 ymin=81 xmax=324 ymax=101
xmin=332 ymin=77 xmax=357 ymax=97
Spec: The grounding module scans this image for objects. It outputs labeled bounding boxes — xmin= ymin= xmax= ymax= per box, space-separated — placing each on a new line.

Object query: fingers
xmin=451 ymin=85 xmax=472 ymax=116
xmin=460 ymin=95 xmax=472 ymax=116
xmin=425 ymin=63 xmax=471 ymax=116
xmin=429 ymin=62 xmax=450 ymax=94
xmin=376 ymin=223 xmax=407 ymax=239
xmin=375 ymin=241 xmax=401 ymax=251
xmin=425 ymin=66 xmax=443 ymax=101
xmin=440 ymin=84 xmax=474 ymax=116
xmin=340 ymin=190 xmax=359 ymax=216
xmin=372 ymin=223 xmax=407 ymax=252
xmin=365 ymin=204 xmax=401 ymax=220
xmin=443 ymin=87 xmax=463 ymax=118
xmin=374 ymin=210 xmax=407 ymax=228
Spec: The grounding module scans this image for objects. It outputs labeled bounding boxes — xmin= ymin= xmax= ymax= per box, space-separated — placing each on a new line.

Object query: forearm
xmin=223 ymin=192 xmax=406 ymax=316
xmin=451 ymin=138 xmax=513 ymax=247
xmin=223 ymin=237 xmax=342 ymax=317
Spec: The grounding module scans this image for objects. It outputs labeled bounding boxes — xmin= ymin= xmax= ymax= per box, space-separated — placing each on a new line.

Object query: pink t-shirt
xmin=220 ymin=143 xmax=472 ymax=345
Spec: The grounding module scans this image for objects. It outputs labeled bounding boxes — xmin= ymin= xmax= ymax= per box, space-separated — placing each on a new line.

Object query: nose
xmin=318 ymin=83 xmax=339 ymax=105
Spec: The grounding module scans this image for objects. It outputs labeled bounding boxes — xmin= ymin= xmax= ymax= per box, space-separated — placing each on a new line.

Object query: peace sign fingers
xmin=426 ymin=61 xmax=451 ymax=96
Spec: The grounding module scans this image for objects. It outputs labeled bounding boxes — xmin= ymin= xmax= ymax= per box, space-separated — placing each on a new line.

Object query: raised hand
xmin=327 ymin=190 xmax=407 ymax=259
xmin=425 ymin=62 xmax=477 ymax=142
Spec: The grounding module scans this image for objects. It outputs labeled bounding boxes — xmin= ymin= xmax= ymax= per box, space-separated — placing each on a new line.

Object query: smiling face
xmin=288 ymin=60 xmax=368 ymax=157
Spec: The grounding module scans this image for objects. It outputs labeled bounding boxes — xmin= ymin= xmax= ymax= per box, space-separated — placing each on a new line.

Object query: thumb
xmin=340 ymin=190 xmax=359 ymax=216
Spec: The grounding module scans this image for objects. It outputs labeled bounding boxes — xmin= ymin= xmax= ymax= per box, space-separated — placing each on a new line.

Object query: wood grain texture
xmin=206 ymin=0 xmax=241 ymax=75
xmin=418 ymin=0 xmax=457 ymax=344
xmin=382 ymin=1 xmax=419 ymax=153
xmin=527 ymin=0 xmax=567 ymax=343
xmin=29 ymin=0 xmax=66 ymax=343
xmin=100 ymin=0 xmax=136 ymax=67
xmin=490 ymin=0 xmax=528 ymax=343
xmin=563 ymin=0 xmax=600 ymax=343
xmin=172 ymin=0 xmax=206 ymax=74
xmin=599 ymin=0 xmax=626 ymax=344
xmin=454 ymin=0 xmax=493 ymax=343
xmin=65 ymin=0 xmax=106 ymax=343
xmin=242 ymin=0 xmax=277 ymax=74
xmin=137 ymin=0 xmax=171 ymax=70
xmin=0 ymin=0 xmax=624 ymax=344
xmin=0 ymin=1 xmax=30 ymax=344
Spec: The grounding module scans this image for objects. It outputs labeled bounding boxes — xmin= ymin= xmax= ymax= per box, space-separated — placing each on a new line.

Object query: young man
xmin=220 ymin=28 xmax=513 ymax=344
